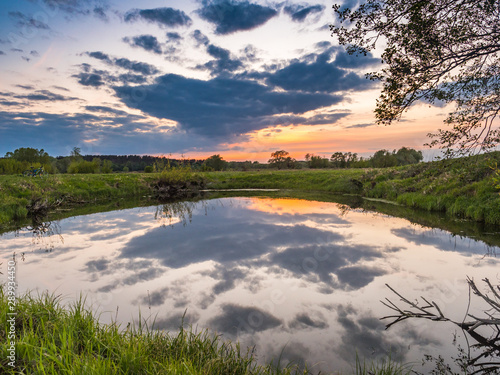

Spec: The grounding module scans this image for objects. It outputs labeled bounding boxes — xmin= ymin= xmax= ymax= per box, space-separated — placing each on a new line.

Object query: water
xmin=1 ymin=196 xmax=499 ymax=373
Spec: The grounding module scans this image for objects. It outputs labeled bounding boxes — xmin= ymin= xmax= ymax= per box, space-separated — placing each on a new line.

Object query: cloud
xmin=7 ymin=89 xmax=78 ymax=101
xmin=86 ymin=51 xmax=112 ymax=64
xmin=289 ymin=312 xmax=328 ymax=329
xmin=84 ymin=105 xmax=128 ymax=116
xmin=166 ymin=32 xmax=182 ymax=42
xmin=124 ymin=7 xmax=192 ymax=28
xmin=208 ymin=304 xmax=282 ymax=336
xmin=264 ymin=51 xmax=374 ymax=93
xmin=283 ymin=4 xmax=325 ymax=22
xmin=114 ymin=74 xmax=343 ymax=138
xmin=74 ymin=72 xmax=106 ymax=87
xmin=199 ymin=44 xmax=244 ymax=76
xmin=191 ymin=29 xmax=210 ymax=46
xmin=336 ymin=265 xmax=386 ymax=289
xmin=335 ymin=305 xmax=407 ymax=362
xmin=197 ymin=0 xmax=278 ymax=34
xmin=113 ymin=58 xmax=159 ymax=75
xmin=15 ymin=84 xmax=35 ymax=90
xmin=0 ymin=51 xmax=5 ymax=56
xmin=123 ymin=35 xmax=162 ymax=54
xmin=85 ymin=52 xmax=159 ymax=75
xmin=9 ymin=11 xmax=50 ymax=30
xmin=344 ymin=123 xmax=373 ymax=128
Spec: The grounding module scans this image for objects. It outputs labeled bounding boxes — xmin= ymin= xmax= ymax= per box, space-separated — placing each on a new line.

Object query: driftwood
xmin=382 ymin=277 xmax=500 ymax=374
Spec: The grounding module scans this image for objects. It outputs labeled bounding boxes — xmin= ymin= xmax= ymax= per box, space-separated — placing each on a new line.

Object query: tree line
xmin=269 ymin=147 xmax=423 ymax=169
xmin=0 ymin=146 xmax=423 ymax=175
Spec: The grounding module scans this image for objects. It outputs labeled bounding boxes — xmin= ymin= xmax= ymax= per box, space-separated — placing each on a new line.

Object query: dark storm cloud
xmin=114 ymin=74 xmax=343 ymax=138
xmin=124 ymin=7 xmax=192 ymax=28
xmin=9 ymin=11 xmax=50 ymax=30
xmin=123 ymin=35 xmax=162 ymax=54
xmin=208 ymin=304 xmax=282 ymax=336
xmin=197 ymin=0 xmax=278 ymax=34
xmin=283 ymin=4 xmax=324 ymax=22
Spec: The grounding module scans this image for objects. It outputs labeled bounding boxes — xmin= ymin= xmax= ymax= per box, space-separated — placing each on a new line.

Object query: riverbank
xmin=0 ymin=168 xmax=205 ymax=230
xmin=205 ymin=152 xmax=500 ymax=224
xmin=0 ymin=152 xmax=499 ymax=229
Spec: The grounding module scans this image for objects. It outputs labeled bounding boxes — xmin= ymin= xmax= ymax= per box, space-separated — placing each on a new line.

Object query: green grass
xmin=0 ymin=288 xmax=311 ymax=375
xmin=0 ymin=288 xmax=413 ymax=375
xmin=205 ymin=152 xmax=500 ymax=225
xmin=0 ymin=171 xmax=204 ymax=230
xmin=1 ymin=152 xmax=499 ymax=229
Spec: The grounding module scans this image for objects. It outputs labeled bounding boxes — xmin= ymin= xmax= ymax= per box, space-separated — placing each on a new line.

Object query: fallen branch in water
xmin=381 ymin=277 xmax=500 ymax=373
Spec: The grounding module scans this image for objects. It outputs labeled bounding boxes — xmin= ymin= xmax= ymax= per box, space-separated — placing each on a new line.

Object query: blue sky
xmin=0 ymin=0 xmax=447 ymax=160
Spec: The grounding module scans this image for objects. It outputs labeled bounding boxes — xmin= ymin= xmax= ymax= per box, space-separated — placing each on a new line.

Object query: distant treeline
xmin=0 ymin=146 xmax=423 ymax=175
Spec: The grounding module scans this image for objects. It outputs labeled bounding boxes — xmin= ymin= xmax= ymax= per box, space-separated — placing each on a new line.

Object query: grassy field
xmin=205 ymin=152 xmax=500 ymax=225
xmin=1 ymin=152 xmax=499 ymax=230
xmin=0 ymin=288 xmax=412 ymax=375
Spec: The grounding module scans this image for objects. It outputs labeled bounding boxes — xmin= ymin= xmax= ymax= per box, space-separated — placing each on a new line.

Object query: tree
xmin=203 ymin=154 xmax=228 ymax=171
xmin=5 ymin=147 xmax=50 ymax=164
xmin=395 ymin=146 xmax=423 ymax=165
xmin=268 ymin=150 xmax=296 ymax=169
xmin=332 ymin=0 xmax=500 ymax=156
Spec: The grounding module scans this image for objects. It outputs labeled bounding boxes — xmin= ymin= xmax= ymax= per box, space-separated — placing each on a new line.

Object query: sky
xmin=0 ymin=0 xmax=450 ymax=161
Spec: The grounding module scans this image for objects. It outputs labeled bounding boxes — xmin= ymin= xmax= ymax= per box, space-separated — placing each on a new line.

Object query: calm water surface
xmin=1 ymin=196 xmax=499 ymax=373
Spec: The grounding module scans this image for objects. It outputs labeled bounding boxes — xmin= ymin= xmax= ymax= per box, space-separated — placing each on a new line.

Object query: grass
xmin=1 ymin=152 xmax=499 ymax=230
xmin=205 ymin=152 xmax=500 ymax=225
xmin=0 ymin=170 xmax=204 ymax=230
xmin=0 ymin=288 xmax=311 ymax=375
xmin=0 ymin=287 xmax=413 ymax=375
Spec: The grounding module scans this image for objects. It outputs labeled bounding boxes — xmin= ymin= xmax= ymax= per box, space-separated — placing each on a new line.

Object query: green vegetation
xmin=1 ymin=152 xmax=499 ymax=230
xmin=205 ymin=151 xmax=500 ymax=224
xmin=0 ymin=288 xmax=310 ymax=374
xmin=0 ymin=169 xmax=205 ymax=230
xmin=0 ymin=287 xmax=416 ymax=375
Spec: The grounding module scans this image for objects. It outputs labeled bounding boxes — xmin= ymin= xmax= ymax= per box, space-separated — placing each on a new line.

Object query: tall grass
xmin=0 ymin=288 xmax=310 ymax=374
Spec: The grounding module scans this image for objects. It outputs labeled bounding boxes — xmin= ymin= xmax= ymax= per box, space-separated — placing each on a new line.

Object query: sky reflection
xmin=1 ymin=197 xmax=499 ymax=373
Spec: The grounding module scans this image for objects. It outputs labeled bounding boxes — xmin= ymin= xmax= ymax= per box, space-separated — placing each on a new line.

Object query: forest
xmin=0 ymin=146 xmax=423 ymax=174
